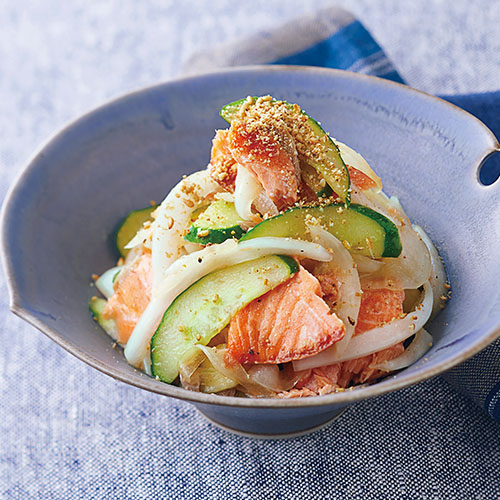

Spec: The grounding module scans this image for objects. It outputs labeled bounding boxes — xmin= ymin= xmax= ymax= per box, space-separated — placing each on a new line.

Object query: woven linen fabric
xmin=184 ymin=5 xmax=500 ymax=423
xmin=2 ymin=2 xmax=500 ymax=499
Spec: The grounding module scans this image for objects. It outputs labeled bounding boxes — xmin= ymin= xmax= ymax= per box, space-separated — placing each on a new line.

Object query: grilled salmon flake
xmin=102 ymin=252 xmax=153 ymax=344
xmin=227 ymin=267 xmax=345 ymax=365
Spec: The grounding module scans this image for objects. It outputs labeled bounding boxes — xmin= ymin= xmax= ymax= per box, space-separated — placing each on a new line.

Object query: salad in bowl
xmin=90 ymin=95 xmax=448 ymax=398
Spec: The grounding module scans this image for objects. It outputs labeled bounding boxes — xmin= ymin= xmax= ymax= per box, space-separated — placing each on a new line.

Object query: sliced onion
xmin=179 ymin=350 xmax=205 ymax=391
xmin=352 ymin=190 xmax=432 ymax=290
xmin=183 ymin=241 xmax=204 ymax=254
xmin=95 ymin=266 xmax=122 ymax=299
xmin=293 ymin=281 xmax=433 ymax=370
xmin=352 ymin=254 xmax=384 ymax=274
xmin=124 ymin=225 xmax=152 ymax=251
xmin=308 ymin=225 xmax=361 ymax=355
xmin=197 ymin=345 xmax=273 ymax=397
xmin=151 ymin=169 xmax=222 ymax=292
xmin=238 ymin=237 xmax=332 ymax=262
xmin=336 ymin=140 xmax=382 ymax=192
xmin=413 ymin=225 xmax=448 ymax=320
xmin=351 ymin=189 xmax=408 ymax=226
xmin=214 ymin=191 xmax=235 ymax=203
xmin=124 ymin=237 xmax=331 ymax=367
xmin=372 ymin=328 xmax=433 ymax=372
xmin=234 ymin=164 xmax=262 ymax=222
xmin=143 ymin=355 xmax=152 ymax=376
xmin=360 ymin=222 xmax=432 ymax=290
xmin=246 ymin=365 xmax=298 ymax=392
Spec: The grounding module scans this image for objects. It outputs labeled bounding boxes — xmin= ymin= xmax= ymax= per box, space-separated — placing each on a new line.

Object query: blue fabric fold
xmin=272 ymin=20 xmax=405 ymax=83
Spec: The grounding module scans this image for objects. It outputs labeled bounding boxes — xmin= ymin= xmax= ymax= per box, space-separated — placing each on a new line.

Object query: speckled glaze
xmin=2 ymin=67 xmax=499 ymax=437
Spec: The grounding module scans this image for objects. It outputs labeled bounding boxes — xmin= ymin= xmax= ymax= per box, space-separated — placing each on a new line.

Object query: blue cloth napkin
xmin=184 ymin=6 xmax=500 ymax=422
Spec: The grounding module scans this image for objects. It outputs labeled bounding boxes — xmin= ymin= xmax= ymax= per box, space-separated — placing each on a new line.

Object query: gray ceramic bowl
xmin=2 ymin=67 xmax=500 ymax=438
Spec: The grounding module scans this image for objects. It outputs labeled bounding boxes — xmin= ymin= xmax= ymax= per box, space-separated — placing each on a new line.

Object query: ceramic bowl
xmin=2 ymin=67 xmax=500 ymax=438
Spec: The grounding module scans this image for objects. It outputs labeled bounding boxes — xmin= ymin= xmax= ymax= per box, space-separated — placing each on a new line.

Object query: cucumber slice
xmin=240 ymin=203 xmax=402 ymax=258
xmin=116 ymin=205 xmax=156 ymax=258
xmin=184 ymin=200 xmax=245 ymax=245
xmin=89 ymin=297 xmax=119 ymax=341
xmin=301 ymin=163 xmax=334 ymax=198
xmin=151 ymin=255 xmax=298 ymax=383
xmin=220 ymin=97 xmax=350 ymax=204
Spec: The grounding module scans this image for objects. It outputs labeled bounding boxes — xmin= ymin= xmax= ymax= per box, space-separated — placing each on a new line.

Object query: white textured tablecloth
xmin=1 ymin=1 xmax=499 ymax=498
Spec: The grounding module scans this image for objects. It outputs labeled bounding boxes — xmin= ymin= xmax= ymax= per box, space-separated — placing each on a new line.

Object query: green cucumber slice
xmin=240 ymin=203 xmax=402 ymax=258
xmin=184 ymin=200 xmax=245 ymax=244
xmin=89 ymin=297 xmax=118 ymax=341
xmin=220 ymin=97 xmax=350 ymax=204
xmin=116 ymin=205 xmax=156 ymax=258
xmin=151 ymin=255 xmax=298 ymax=383
xmin=301 ymin=162 xmax=334 ymax=198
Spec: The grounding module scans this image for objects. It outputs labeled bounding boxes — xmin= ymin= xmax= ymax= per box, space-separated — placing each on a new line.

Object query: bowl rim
xmin=2 ymin=65 xmax=500 ymax=409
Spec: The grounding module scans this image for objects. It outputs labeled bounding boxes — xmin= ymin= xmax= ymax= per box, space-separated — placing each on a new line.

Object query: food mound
xmin=90 ymin=96 xmax=448 ymax=398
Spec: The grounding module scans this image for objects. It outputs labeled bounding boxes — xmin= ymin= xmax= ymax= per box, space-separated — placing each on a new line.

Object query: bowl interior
xmin=3 ymin=67 xmax=500 ymax=407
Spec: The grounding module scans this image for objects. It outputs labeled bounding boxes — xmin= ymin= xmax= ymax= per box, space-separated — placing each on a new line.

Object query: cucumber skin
xmin=184 ymin=200 xmax=246 ymax=244
xmin=184 ymin=225 xmax=245 ymax=245
xmin=150 ymin=255 xmax=298 ymax=383
xmin=349 ymin=204 xmax=402 ymax=258
xmin=220 ymin=97 xmax=350 ymax=204
xmin=116 ymin=205 xmax=156 ymax=258
xmin=89 ymin=297 xmax=118 ymax=340
xmin=240 ymin=202 xmax=402 ymax=258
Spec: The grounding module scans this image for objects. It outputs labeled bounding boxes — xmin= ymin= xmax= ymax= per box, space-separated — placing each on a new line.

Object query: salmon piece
xmin=285 ymin=343 xmax=404 ymax=397
xmin=227 ymin=267 xmax=345 ymax=365
xmin=295 ymin=364 xmax=341 ymax=396
xmin=228 ymin=120 xmax=300 ymax=211
xmin=337 ymin=343 xmax=404 ymax=386
xmin=102 ymin=252 xmax=152 ymax=344
xmin=209 ymin=129 xmax=238 ymax=192
xmin=347 ymin=166 xmax=378 ymax=191
xmin=277 ymin=387 xmax=317 ymax=399
xmin=355 ymin=288 xmax=405 ymax=335
xmin=280 ymin=286 xmax=406 ymax=396
xmin=315 ymin=273 xmax=339 ymax=309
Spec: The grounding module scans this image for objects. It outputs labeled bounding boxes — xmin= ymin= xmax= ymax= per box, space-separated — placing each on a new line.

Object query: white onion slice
xmin=143 ymin=356 xmax=152 ymax=376
xmin=196 ymin=345 xmax=273 ymax=397
xmin=308 ymin=225 xmax=361 ymax=355
xmin=372 ymin=328 xmax=433 ymax=372
xmin=336 ymin=141 xmax=382 ymax=192
xmin=124 ymin=237 xmax=331 ymax=367
xmin=293 ymin=281 xmax=433 ymax=370
xmin=238 ymin=237 xmax=331 ymax=262
xmin=234 ymin=164 xmax=262 ymax=222
xmin=95 ymin=266 xmax=122 ymax=299
xmin=124 ymin=225 xmax=152 ymax=251
xmin=214 ymin=191 xmax=235 ymax=203
xmin=360 ymin=222 xmax=432 ymax=290
xmin=151 ymin=169 xmax=222 ymax=292
xmin=183 ymin=241 xmax=204 ymax=254
xmin=352 ymin=254 xmax=384 ymax=274
xmin=352 ymin=189 xmax=407 ymax=226
xmin=352 ymin=189 xmax=432 ymax=290
xmin=246 ymin=365 xmax=295 ymax=392
xmin=413 ymin=225 xmax=447 ymax=320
